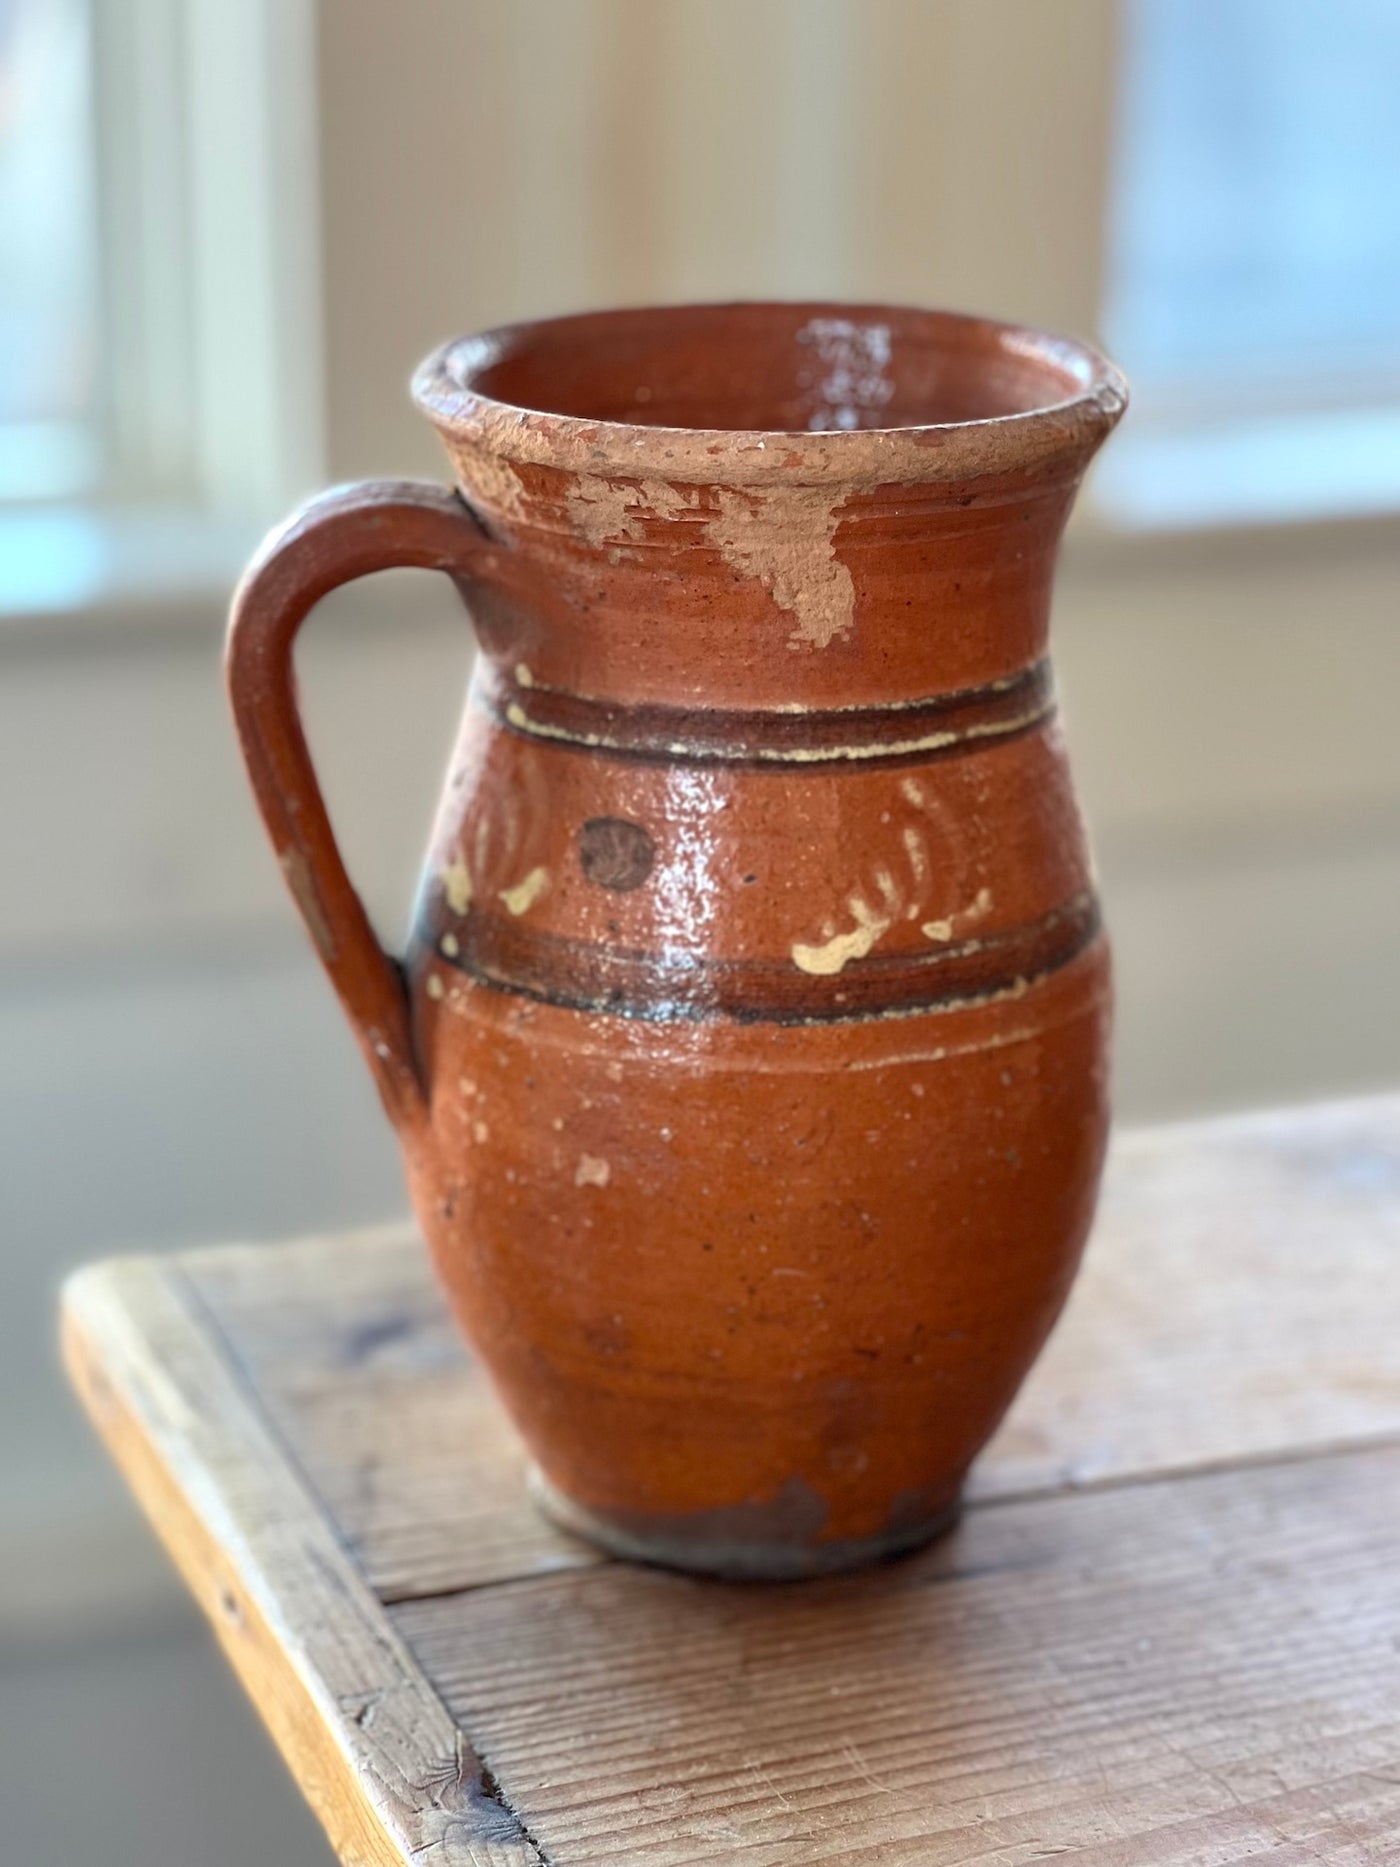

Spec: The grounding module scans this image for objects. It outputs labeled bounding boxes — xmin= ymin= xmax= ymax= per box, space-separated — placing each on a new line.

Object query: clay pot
xmin=226 ymin=303 xmax=1126 ymax=1577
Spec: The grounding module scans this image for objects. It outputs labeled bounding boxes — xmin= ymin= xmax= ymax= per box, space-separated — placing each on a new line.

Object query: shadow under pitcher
xmin=225 ymin=303 xmax=1127 ymax=1578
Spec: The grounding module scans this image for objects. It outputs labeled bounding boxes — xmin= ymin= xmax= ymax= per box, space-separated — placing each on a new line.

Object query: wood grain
xmin=184 ymin=1095 xmax=1400 ymax=1600
xmin=396 ymin=1443 xmax=1400 ymax=1866
xmin=61 ymin=1258 xmax=545 ymax=1867
xmin=183 ymin=1223 xmax=589 ymax=1598
xmin=983 ymin=1093 xmax=1400 ymax=1498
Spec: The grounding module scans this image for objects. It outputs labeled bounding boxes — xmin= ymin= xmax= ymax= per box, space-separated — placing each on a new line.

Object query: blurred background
xmin=2 ymin=0 xmax=1398 ymax=1858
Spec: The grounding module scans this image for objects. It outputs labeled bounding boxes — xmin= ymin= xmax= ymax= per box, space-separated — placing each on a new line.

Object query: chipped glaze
xmin=706 ymin=484 xmax=854 ymax=651
xmin=564 ymin=473 xmax=699 ymax=551
xmin=226 ymin=303 xmax=1126 ymax=1579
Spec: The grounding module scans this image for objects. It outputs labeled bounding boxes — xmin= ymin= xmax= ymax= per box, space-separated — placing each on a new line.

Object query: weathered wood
xmin=184 ymin=1095 xmax=1400 ymax=1600
xmin=61 ymin=1258 xmax=545 ymax=1867
xmin=182 ymin=1224 xmax=579 ymax=1599
xmin=983 ymin=1092 xmax=1400 ymax=1499
xmin=62 ymin=1094 xmax=1400 ymax=1866
xmin=396 ymin=1443 xmax=1400 ymax=1866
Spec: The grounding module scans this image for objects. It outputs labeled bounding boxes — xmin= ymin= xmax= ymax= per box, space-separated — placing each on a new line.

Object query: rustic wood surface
xmin=63 ymin=1094 xmax=1400 ymax=1865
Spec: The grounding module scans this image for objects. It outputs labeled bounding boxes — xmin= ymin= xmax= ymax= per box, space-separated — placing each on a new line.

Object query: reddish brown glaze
xmin=226 ymin=303 xmax=1127 ymax=1577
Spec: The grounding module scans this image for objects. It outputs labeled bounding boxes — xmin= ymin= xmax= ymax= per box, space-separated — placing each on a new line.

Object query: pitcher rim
xmin=412 ymin=300 xmax=1127 ymax=490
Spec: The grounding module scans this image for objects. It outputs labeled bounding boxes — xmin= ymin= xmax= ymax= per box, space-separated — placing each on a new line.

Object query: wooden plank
xmin=184 ymin=1095 xmax=1400 ymax=1601
xmin=60 ymin=1258 xmax=547 ymax=1867
xmin=182 ymin=1225 xmax=590 ymax=1598
xmin=982 ymin=1091 xmax=1400 ymax=1498
xmin=394 ymin=1442 xmax=1400 ymax=1866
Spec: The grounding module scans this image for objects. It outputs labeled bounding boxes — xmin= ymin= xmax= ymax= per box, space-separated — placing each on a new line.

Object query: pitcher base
xmin=527 ymin=1466 xmax=962 ymax=1580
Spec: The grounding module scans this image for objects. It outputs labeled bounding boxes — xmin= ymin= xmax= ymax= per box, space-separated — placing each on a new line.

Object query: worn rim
xmin=412 ymin=300 xmax=1128 ymax=488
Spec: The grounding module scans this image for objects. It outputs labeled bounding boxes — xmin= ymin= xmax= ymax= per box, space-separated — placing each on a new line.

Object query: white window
xmin=0 ymin=0 xmax=101 ymax=500
xmin=1100 ymin=0 xmax=1400 ymax=527
xmin=0 ymin=0 xmax=321 ymax=613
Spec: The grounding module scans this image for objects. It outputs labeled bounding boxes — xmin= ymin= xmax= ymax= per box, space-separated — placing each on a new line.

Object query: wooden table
xmin=64 ymin=1096 xmax=1400 ymax=1865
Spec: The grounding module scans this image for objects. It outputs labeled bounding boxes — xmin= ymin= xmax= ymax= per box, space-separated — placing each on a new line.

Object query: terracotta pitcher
xmin=227 ymin=303 xmax=1126 ymax=1577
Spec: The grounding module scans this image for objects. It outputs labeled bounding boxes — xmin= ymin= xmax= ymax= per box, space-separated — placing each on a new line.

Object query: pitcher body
xmin=228 ymin=303 xmax=1125 ymax=1576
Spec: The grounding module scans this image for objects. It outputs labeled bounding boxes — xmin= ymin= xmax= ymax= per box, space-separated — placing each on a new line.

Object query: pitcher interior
xmin=444 ymin=302 xmax=1107 ymax=437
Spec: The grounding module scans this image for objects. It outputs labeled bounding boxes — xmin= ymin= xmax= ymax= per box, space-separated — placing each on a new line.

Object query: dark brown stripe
xmin=474 ymin=659 xmax=1055 ymax=770
xmin=415 ymin=890 xmax=1100 ymax=1026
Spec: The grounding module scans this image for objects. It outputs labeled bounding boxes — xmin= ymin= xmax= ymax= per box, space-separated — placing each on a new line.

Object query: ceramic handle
xmin=225 ymin=479 xmax=492 ymax=1134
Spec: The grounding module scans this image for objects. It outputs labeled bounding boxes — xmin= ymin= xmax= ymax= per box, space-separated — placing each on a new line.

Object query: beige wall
xmin=314 ymin=0 xmax=1117 ymax=478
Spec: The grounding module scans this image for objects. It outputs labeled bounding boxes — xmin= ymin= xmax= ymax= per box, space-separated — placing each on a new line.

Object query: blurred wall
xmin=3 ymin=4 xmax=1398 ymax=1861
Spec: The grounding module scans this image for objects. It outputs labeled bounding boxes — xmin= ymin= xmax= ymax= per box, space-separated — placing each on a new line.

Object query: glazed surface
xmin=407 ymin=651 xmax=1110 ymax=1558
xmin=407 ymin=942 xmax=1110 ymax=1556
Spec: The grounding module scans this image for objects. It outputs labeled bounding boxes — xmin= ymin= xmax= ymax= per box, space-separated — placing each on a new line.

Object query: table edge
xmin=61 ymin=1256 xmax=549 ymax=1867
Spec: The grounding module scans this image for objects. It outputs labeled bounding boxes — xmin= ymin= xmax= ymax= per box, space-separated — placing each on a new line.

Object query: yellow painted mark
xmin=923 ymin=884 xmax=994 ymax=944
xmin=440 ymin=854 xmax=473 ymax=915
xmin=440 ymin=932 xmax=459 ymax=958
xmin=500 ymin=702 xmax=1051 ymax=764
xmin=498 ymin=867 xmax=550 ymax=916
xmin=792 ymin=896 xmax=891 ymax=976
xmin=426 ymin=974 xmax=445 ymax=1001
xmin=473 ymin=1119 xmax=489 ymax=1144
xmin=575 ymin=1154 xmax=611 ymax=1188
xmin=514 ymin=662 xmax=534 ymax=687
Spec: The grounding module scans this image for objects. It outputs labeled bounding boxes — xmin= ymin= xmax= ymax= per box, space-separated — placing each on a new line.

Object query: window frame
xmin=0 ymin=0 xmax=323 ymax=618
xmin=1092 ymin=0 xmax=1400 ymax=533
